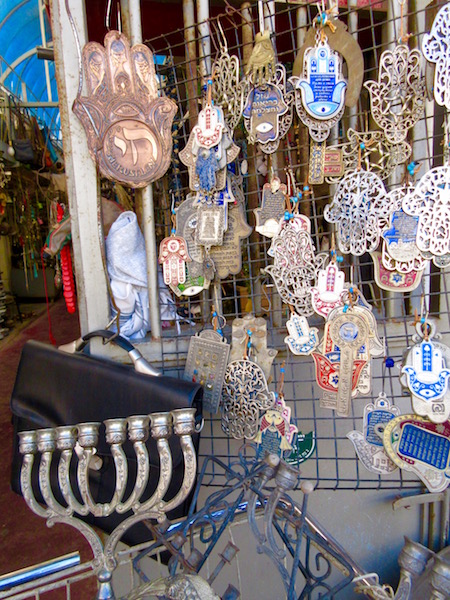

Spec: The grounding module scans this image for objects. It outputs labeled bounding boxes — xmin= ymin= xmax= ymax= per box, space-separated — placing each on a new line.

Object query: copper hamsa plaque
xmin=73 ymin=31 xmax=177 ymax=188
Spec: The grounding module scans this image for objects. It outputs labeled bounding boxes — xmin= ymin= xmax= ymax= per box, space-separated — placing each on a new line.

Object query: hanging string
xmin=278 ymin=361 xmax=286 ymax=397
xmin=243 ymin=328 xmax=253 ymax=360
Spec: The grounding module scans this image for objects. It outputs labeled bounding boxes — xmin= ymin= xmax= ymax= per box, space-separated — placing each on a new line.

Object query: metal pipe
xmin=123 ymin=0 xmax=161 ymax=339
xmin=197 ymin=0 xmax=211 ymax=83
xmin=441 ymin=489 xmax=449 ymax=549
xmin=38 ymin=0 xmax=53 ymax=102
xmin=347 ymin=0 xmax=358 ymax=131
xmin=183 ymin=0 xmax=198 ymax=130
xmin=0 ymin=552 xmax=80 ymax=591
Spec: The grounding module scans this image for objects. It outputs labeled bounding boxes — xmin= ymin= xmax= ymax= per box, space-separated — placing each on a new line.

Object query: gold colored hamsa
xmin=73 ymin=30 xmax=177 ymax=188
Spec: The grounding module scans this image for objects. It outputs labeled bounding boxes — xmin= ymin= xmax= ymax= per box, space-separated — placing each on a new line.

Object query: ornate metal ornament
xmin=229 ymin=315 xmax=278 ymax=380
xmin=208 ymin=201 xmax=252 ymax=279
xmin=422 ymin=2 xmax=450 ymax=109
xmin=256 ymin=394 xmax=298 ymax=459
xmin=128 ymin=574 xmax=220 ymax=600
xmin=371 ymin=250 xmax=424 ymax=292
xmin=401 ymin=321 xmax=450 ymax=423
xmin=245 ymin=30 xmax=276 ymax=86
xmin=308 ymin=141 xmax=343 ymax=185
xmin=212 ymin=36 xmax=243 ymax=133
xmin=347 ymin=393 xmax=400 ymax=475
xmin=325 ymin=129 xmax=411 ymax=184
xmin=383 ymin=414 xmax=450 ymax=493
xmin=364 ymin=44 xmax=425 ymax=144
xmin=284 ymin=312 xmax=319 ymax=356
xmin=184 ymin=329 xmax=230 ymax=414
xmin=324 ymin=170 xmax=388 ymax=256
xmin=291 ymin=34 xmax=347 ymax=142
xmin=221 ymin=359 xmax=275 ymax=440
xmin=73 ymin=31 xmax=177 ymax=188
xmin=402 ymin=166 xmax=450 ymax=266
xmin=195 ymin=204 xmax=226 ymax=249
xmin=172 ymin=195 xmax=211 ymax=297
xmin=243 ymin=66 xmax=294 ymax=154
xmin=254 ymin=177 xmax=287 ymax=238
xmin=310 ymin=261 xmax=345 ymax=318
xmin=158 ymin=235 xmax=191 ymax=286
xmin=285 ymin=430 xmax=316 ymax=467
xmin=265 ymin=217 xmax=327 ymax=316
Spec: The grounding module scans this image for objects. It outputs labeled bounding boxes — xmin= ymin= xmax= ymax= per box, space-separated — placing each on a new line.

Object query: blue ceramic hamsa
xmin=402 ymin=340 xmax=450 ymax=401
xmin=298 ymin=41 xmax=347 ymax=121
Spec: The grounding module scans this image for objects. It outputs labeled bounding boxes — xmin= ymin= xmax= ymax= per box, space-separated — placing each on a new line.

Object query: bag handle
xmin=58 ymin=330 xmax=161 ymax=377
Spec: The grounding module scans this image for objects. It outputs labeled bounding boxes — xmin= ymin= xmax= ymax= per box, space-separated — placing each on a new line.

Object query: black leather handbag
xmin=10 ymin=331 xmax=203 ymax=546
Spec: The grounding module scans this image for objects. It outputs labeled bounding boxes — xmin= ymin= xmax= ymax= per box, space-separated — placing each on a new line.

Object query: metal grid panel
xmin=141 ymin=0 xmax=448 ymax=490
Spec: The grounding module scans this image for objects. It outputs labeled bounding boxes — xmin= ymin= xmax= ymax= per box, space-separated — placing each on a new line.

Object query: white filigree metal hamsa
xmin=221 ymin=359 xmax=275 ymax=440
xmin=402 ymin=165 xmax=450 ymax=265
xmin=422 ymin=2 xmax=450 ymax=109
xmin=324 ymin=170 xmax=388 ymax=256
xmin=265 ymin=221 xmax=327 ymax=316
xmin=364 ymin=44 xmax=425 ymax=144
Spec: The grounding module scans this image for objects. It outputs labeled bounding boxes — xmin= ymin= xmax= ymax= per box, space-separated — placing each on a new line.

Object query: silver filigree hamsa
xmin=422 ymin=2 xmax=450 ymax=109
xmin=265 ymin=220 xmax=327 ymax=316
xmin=221 ymin=359 xmax=275 ymax=440
xmin=365 ymin=44 xmax=425 ymax=144
xmin=324 ymin=170 xmax=388 ymax=256
xmin=325 ymin=129 xmax=411 ymax=184
xmin=212 ymin=42 xmax=243 ymax=133
xmin=402 ymin=166 xmax=450 ymax=265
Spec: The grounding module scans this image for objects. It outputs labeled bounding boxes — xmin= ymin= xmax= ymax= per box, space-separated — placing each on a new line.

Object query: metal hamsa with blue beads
xmin=401 ymin=320 xmax=450 ymax=423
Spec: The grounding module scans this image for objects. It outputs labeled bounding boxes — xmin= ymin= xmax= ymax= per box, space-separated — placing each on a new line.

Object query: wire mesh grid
xmin=139 ymin=0 xmax=449 ymax=491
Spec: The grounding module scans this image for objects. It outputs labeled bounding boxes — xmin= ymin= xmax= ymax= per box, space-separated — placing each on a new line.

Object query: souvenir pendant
xmin=292 ymin=35 xmax=347 ymax=142
xmin=371 ymin=251 xmax=424 ymax=293
xmin=383 ymin=415 xmax=450 ymax=493
xmin=195 ymin=205 xmax=226 ymax=249
xmin=184 ymin=329 xmax=230 ymax=413
xmin=229 ymin=315 xmax=277 ymax=380
xmin=347 ymin=393 xmax=400 ymax=475
xmin=327 ymin=310 xmax=370 ymax=416
xmin=401 ymin=321 xmax=450 ymax=423
xmin=256 ymin=394 xmax=298 ymax=459
xmin=422 ymin=3 xmax=450 ymax=109
xmin=221 ymin=359 xmax=275 ymax=440
xmin=381 ymin=188 xmax=426 ymax=273
xmin=365 ymin=44 xmax=425 ymax=144
xmin=244 ymin=30 xmax=276 ymax=87
xmin=402 ymin=166 xmax=450 ymax=266
xmin=209 ymin=202 xmax=252 ymax=279
xmin=285 ymin=431 xmax=316 ymax=467
xmin=324 ymin=170 xmax=388 ymax=256
xmin=212 ymin=40 xmax=242 ymax=132
xmin=73 ymin=31 xmax=177 ymax=188
xmin=173 ymin=195 xmax=211 ymax=296
xmin=292 ymin=18 xmax=364 ymax=110
xmin=242 ymin=65 xmax=294 ymax=154
xmin=192 ymin=104 xmax=224 ymax=149
xmin=310 ymin=261 xmax=345 ymax=318
xmin=308 ymin=141 xmax=344 ymax=184
xmin=254 ymin=177 xmax=287 ymax=238
xmin=325 ymin=129 xmax=411 ymax=184
xmin=158 ymin=235 xmax=191 ymax=286
xmin=265 ymin=219 xmax=327 ymax=316
xmin=284 ymin=313 xmax=319 ymax=356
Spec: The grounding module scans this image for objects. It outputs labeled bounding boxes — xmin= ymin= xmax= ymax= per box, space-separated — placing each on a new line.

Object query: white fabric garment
xmin=106 ymin=211 xmax=177 ymax=339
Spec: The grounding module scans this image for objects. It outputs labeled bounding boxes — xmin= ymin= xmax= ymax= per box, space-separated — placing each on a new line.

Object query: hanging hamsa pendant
xmin=364 ymin=44 xmax=425 ymax=144
xmin=221 ymin=359 xmax=275 ymax=440
xmin=422 ymin=2 xmax=450 ymax=109
xmin=347 ymin=393 xmax=400 ymax=475
xmin=192 ymin=104 xmax=224 ymax=149
xmin=383 ymin=415 xmax=450 ymax=493
xmin=184 ymin=329 xmax=230 ymax=413
xmin=254 ymin=177 xmax=287 ymax=238
xmin=324 ymin=170 xmax=388 ymax=256
xmin=310 ymin=261 xmax=345 ymax=318
xmin=256 ymin=394 xmax=298 ymax=459
xmin=195 ymin=204 xmax=226 ymax=249
xmin=284 ymin=313 xmax=319 ymax=356
xmin=73 ymin=31 xmax=177 ymax=188
xmin=229 ymin=315 xmax=278 ymax=380
xmin=158 ymin=235 xmax=191 ymax=286
xmin=400 ymin=321 xmax=450 ymax=423
xmin=402 ymin=166 xmax=450 ymax=266
xmin=291 ymin=39 xmax=347 ymax=142
xmin=371 ymin=251 xmax=425 ymax=293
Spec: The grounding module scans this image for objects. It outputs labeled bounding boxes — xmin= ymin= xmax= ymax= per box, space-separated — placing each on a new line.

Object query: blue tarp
xmin=0 ymin=0 xmax=59 ymax=136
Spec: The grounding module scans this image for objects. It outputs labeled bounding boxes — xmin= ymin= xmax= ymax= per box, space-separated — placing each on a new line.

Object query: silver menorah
xmin=17 ymin=408 xmax=198 ymax=600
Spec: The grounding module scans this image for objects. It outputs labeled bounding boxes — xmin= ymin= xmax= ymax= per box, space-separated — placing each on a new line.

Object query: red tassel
xmin=57 ymin=204 xmax=77 ymax=314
